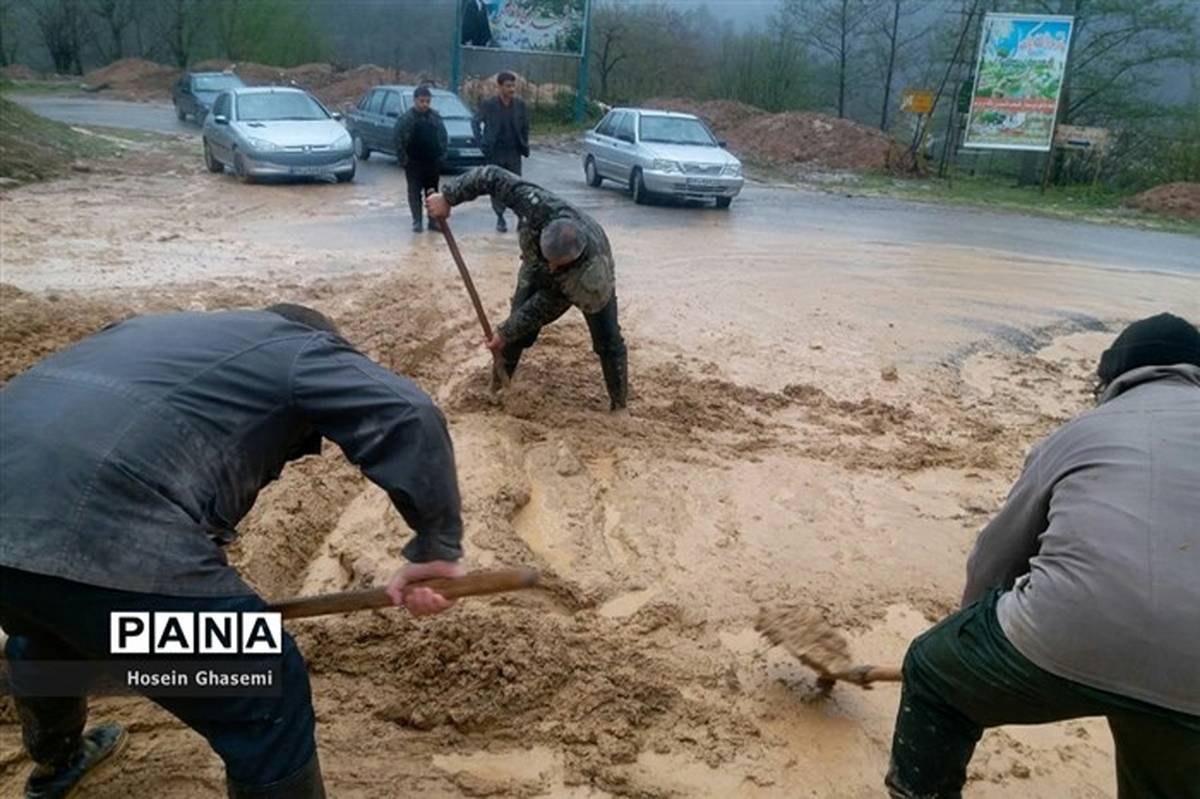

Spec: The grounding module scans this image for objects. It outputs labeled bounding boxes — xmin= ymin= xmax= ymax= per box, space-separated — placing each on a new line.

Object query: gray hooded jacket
xmin=964 ymin=364 xmax=1200 ymax=714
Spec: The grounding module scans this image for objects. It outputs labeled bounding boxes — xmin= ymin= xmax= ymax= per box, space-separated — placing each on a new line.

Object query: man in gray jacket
xmin=0 ymin=304 xmax=465 ymax=799
xmin=886 ymin=312 xmax=1200 ymax=799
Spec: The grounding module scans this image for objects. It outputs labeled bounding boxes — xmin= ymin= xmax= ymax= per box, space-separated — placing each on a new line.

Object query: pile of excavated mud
xmin=1126 ymin=181 xmax=1200 ymax=220
xmin=644 ymin=97 xmax=908 ymax=172
xmin=81 ymin=57 xmax=179 ymax=96
xmin=0 ymin=284 xmax=125 ymax=382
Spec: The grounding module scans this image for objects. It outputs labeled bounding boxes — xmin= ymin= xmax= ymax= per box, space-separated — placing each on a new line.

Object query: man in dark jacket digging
xmin=0 ymin=304 xmax=466 ymax=799
xmin=425 ymin=166 xmax=628 ymax=411
xmin=395 ymin=85 xmax=448 ymax=233
xmin=886 ymin=312 xmax=1200 ymax=799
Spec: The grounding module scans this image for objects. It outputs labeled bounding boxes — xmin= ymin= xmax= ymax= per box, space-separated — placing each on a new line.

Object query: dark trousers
xmin=501 ymin=292 xmax=625 ymax=373
xmin=888 ymin=589 xmax=1200 ymax=799
xmin=488 ymin=149 xmax=522 ymax=219
xmin=0 ymin=566 xmax=318 ymax=791
xmin=405 ymin=159 xmax=441 ymax=222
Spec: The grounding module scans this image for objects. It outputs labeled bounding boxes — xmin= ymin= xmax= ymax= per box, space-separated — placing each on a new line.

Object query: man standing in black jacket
xmin=472 ymin=71 xmax=530 ymax=232
xmin=0 ymin=304 xmax=466 ymax=799
xmin=461 ymin=0 xmax=492 ymax=47
xmin=395 ymin=86 xmax=449 ymax=233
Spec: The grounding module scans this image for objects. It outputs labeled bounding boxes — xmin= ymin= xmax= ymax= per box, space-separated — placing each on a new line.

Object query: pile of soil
xmin=189 ymin=60 xmax=428 ymax=109
xmin=0 ymin=284 xmax=125 ymax=383
xmin=0 ymin=64 xmax=41 ymax=81
xmin=644 ymin=97 xmax=907 ymax=172
xmin=81 ymin=57 xmax=179 ymax=95
xmin=1125 ymin=182 xmax=1200 ymax=220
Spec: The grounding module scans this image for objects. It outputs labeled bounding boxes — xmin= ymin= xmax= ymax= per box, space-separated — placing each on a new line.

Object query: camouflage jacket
xmin=394 ymin=108 xmax=448 ymax=166
xmin=441 ymin=166 xmax=616 ymax=342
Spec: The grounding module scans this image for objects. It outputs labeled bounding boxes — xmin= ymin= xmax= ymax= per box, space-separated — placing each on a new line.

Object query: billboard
xmin=461 ymin=0 xmax=588 ymax=56
xmin=963 ymin=13 xmax=1074 ymax=151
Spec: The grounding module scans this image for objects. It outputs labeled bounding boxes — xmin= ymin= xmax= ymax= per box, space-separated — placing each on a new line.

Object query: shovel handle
xmin=268 ymin=568 xmax=538 ymax=620
xmin=832 ymin=664 xmax=904 ymax=686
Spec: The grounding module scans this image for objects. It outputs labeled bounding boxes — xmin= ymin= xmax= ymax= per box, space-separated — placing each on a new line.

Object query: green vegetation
xmin=0 ymin=79 xmax=80 ymax=94
xmin=0 ymin=93 xmax=131 ymax=186
xmin=845 ymin=171 xmax=1200 ymax=235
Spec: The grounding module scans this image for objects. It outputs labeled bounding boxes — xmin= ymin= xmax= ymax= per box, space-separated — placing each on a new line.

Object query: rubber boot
xmin=227 ymin=751 xmax=326 ymax=799
xmin=599 ymin=351 xmax=628 ymax=411
xmin=24 ymin=723 xmax=127 ymax=799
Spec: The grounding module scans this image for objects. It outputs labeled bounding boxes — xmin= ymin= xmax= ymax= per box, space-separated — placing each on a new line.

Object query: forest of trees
xmin=1 ymin=0 xmax=1196 ymax=186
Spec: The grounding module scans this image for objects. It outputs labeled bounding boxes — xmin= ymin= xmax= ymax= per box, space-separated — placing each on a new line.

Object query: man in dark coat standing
xmin=461 ymin=0 xmax=492 ymax=47
xmin=472 ymin=71 xmax=530 ymax=232
xmin=394 ymin=85 xmax=448 ymax=233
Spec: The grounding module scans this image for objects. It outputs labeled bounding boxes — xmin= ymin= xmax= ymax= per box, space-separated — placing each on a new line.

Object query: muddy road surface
xmin=1 ymin=107 xmax=1197 ymax=798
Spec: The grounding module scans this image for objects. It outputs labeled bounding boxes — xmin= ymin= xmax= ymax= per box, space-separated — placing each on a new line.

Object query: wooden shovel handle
xmin=833 ymin=664 xmax=904 ymax=685
xmin=268 ymin=568 xmax=538 ymax=620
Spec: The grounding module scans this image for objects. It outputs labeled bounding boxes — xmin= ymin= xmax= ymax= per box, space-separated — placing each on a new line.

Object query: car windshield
xmin=429 ymin=94 xmax=472 ymax=118
xmin=237 ymin=92 xmax=328 ymax=122
xmin=194 ymin=74 xmax=243 ymax=92
xmin=639 ymin=116 xmax=717 ymax=146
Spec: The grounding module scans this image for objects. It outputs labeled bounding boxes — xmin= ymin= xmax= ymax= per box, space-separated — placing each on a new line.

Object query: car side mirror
xmin=213 ymin=115 xmax=229 ymax=125
xmin=385 ymin=110 xmax=399 ymax=118
xmin=332 ymin=111 xmax=343 ymax=121
xmin=718 ymin=140 xmax=728 ymax=148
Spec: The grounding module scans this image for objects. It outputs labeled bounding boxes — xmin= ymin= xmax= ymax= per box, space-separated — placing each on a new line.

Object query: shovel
xmin=432 ymin=211 xmax=510 ymax=390
xmin=269 ymin=568 xmax=538 ymax=620
xmin=755 ymin=604 xmax=902 ymax=694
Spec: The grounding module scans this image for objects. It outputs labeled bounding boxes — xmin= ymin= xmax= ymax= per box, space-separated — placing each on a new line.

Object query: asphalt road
xmin=10 ymin=93 xmax=1200 ymax=277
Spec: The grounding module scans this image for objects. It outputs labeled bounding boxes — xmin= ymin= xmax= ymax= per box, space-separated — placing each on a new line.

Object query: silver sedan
xmin=582 ymin=108 xmax=744 ymax=208
xmin=201 ymin=87 xmax=355 ymax=183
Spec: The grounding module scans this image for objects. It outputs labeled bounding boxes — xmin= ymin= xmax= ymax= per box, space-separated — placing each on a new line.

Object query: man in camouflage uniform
xmin=426 ymin=166 xmax=627 ymax=411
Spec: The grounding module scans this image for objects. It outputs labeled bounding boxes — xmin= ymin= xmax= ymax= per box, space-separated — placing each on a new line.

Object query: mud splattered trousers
xmin=887 ymin=589 xmax=1200 ymax=799
xmin=0 ymin=566 xmax=324 ymax=798
xmin=501 ymin=289 xmax=627 ymax=410
xmin=405 ymin=158 xmax=441 ymax=224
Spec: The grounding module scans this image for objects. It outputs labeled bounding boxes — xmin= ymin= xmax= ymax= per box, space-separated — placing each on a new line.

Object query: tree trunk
xmin=837 ymin=0 xmax=848 ymax=118
xmin=880 ymin=0 xmax=901 ymax=130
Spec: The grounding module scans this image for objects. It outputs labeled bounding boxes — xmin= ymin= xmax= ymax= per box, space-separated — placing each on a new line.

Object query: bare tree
xmin=0 ymin=0 xmax=16 ymax=66
xmin=87 ymin=0 xmax=136 ymax=61
xmin=150 ymin=0 xmax=203 ymax=67
xmin=24 ymin=0 xmax=86 ymax=74
xmin=805 ymin=0 xmax=877 ymax=118
xmin=874 ymin=0 xmax=925 ymax=130
xmin=591 ymin=9 xmax=627 ymax=102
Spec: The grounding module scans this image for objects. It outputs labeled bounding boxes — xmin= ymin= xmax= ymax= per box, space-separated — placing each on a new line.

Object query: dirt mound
xmin=1 ymin=64 xmax=40 ymax=81
xmin=188 ymin=61 xmax=429 ymax=108
xmin=82 ymin=57 xmax=179 ymax=94
xmin=641 ymin=97 xmax=906 ymax=172
xmin=0 ymin=284 xmax=126 ymax=383
xmin=1126 ymin=182 xmax=1200 ymax=220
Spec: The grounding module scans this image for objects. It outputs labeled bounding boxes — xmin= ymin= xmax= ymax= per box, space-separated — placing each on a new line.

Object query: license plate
xmin=686 ymin=179 xmax=720 ymax=189
xmin=455 ymin=148 xmax=483 ymax=158
xmin=291 ymin=165 xmax=328 ymax=176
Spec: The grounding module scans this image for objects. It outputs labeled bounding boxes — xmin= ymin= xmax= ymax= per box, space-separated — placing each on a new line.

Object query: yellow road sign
xmin=901 ymin=89 xmax=934 ymax=115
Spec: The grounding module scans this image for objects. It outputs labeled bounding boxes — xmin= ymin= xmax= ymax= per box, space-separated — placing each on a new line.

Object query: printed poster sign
xmin=462 ymin=0 xmax=587 ymax=55
xmin=964 ymin=13 xmax=1074 ymax=151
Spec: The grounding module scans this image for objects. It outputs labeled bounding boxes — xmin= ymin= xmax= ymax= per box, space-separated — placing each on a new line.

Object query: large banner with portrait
xmin=461 ymin=0 xmax=588 ymax=55
xmin=963 ymin=13 xmax=1074 ymax=151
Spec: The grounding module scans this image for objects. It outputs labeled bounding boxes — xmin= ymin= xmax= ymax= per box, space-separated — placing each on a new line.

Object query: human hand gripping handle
xmin=386 ymin=560 xmax=465 ymax=617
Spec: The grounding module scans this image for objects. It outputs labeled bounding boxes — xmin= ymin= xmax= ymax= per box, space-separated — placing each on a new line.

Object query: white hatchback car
xmin=582 ymin=108 xmax=744 ymax=208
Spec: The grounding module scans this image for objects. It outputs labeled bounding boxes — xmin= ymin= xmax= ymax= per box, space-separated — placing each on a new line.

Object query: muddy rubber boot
xmin=25 ymin=723 xmax=128 ymax=799
xmin=495 ymin=214 xmax=507 ymax=233
xmin=226 ymin=752 xmax=326 ymax=799
xmin=600 ymin=352 xmax=628 ymax=411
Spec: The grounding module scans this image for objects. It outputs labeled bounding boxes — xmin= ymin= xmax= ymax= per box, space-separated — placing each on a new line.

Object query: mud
xmin=1 ymin=138 xmax=1196 ymax=798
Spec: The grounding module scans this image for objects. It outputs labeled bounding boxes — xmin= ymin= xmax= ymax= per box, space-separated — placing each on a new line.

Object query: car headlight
xmin=722 ymin=163 xmax=742 ymax=177
xmin=333 ymin=131 xmax=351 ymax=148
xmin=651 ymin=159 xmax=683 ymax=174
xmin=246 ymin=137 xmax=279 ymax=152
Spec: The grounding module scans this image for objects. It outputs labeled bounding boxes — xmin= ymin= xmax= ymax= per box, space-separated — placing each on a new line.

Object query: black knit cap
xmin=1097 ymin=312 xmax=1200 ymax=384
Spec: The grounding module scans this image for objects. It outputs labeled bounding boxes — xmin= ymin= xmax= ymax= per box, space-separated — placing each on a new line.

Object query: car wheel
xmin=203 ymin=139 xmax=223 ymax=173
xmin=353 ymin=134 xmax=370 ymax=161
xmin=233 ymin=151 xmax=253 ymax=184
xmin=631 ymin=168 xmax=650 ymax=205
xmin=337 ymin=162 xmax=356 ymax=183
xmin=175 ymin=104 xmax=186 ymax=121
xmin=585 ymin=156 xmax=602 ymax=187
xmin=715 ymin=196 xmax=732 ymax=209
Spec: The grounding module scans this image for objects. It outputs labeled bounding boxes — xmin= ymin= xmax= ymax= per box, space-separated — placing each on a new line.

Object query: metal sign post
xmin=574 ymin=0 xmax=593 ymax=123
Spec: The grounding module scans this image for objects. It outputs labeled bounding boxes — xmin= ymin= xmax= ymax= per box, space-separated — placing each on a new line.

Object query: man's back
xmin=1 ymin=310 xmax=463 ymax=596
xmin=986 ymin=365 xmax=1200 ymax=714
